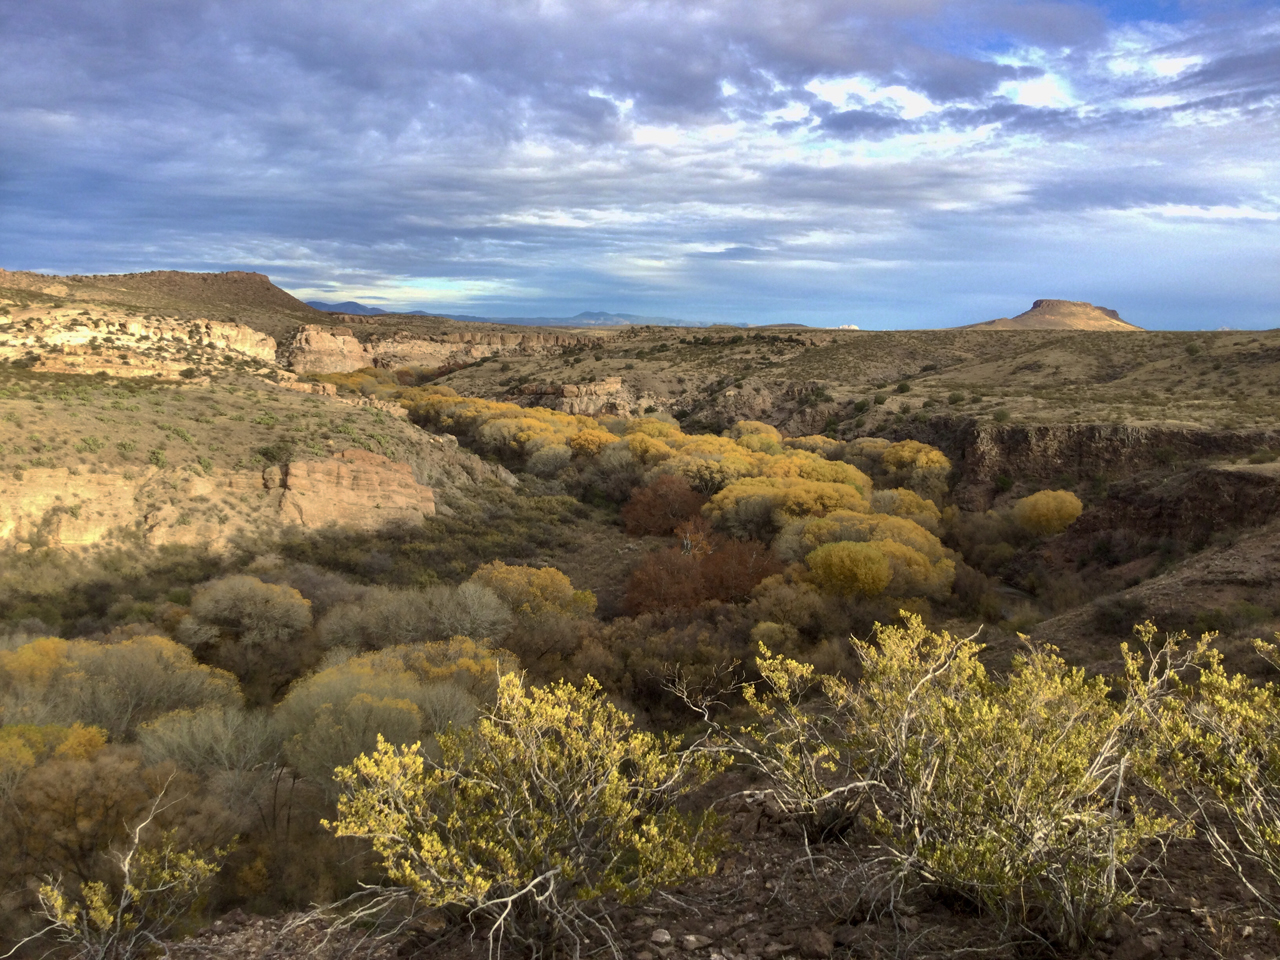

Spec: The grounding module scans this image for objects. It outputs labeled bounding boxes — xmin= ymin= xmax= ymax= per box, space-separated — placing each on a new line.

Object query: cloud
xmin=0 ymin=0 xmax=1276 ymax=328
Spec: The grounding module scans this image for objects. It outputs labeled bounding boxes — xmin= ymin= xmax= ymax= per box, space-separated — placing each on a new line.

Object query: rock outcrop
xmin=891 ymin=418 xmax=1278 ymax=492
xmin=270 ymin=449 xmax=434 ymax=529
xmin=285 ymin=324 xmax=604 ymax=374
xmin=0 ymin=308 xmax=278 ymax=378
xmin=517 ymin=377 xmax=630 ymax=416
xmin=0 ymin=450 xmax=435 ymax=552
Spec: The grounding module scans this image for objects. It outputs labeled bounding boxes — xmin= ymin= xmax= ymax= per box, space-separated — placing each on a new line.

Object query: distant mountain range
xmin=305 ymin=300 xmax=433 ymax=316
xmin=306 ymin=301 xmax=714 ymax=327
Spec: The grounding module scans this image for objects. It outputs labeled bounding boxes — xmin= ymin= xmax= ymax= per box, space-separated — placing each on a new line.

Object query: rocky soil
xmin=168 ymin=786 xmax=1278 ymax=960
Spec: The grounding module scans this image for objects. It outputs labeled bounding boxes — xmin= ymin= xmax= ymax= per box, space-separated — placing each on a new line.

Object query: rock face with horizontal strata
xmin=285 ymin=324 xmax=604 ymax=374
xmin=0 ymin=308 xmax=278 ymax=378
xmin=268 ymin=449 xmax=435 ymax=529
xmin=0 ymin=450 xmax=435 ymax=552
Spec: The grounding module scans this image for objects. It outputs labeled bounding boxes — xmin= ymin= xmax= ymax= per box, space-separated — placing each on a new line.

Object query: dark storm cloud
xmin=0 ymin=0 xmax=1276 ymax=327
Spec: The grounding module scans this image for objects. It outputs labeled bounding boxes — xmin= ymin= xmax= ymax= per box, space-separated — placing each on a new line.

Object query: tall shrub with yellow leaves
xmin=327 ymin=674 xmax=727 ymax=957
xmin=720 ymin=616 xmax=1193 ymax=949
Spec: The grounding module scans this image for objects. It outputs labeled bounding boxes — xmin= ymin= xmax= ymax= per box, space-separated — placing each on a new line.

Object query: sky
xmin=1 ymin=1 xmax=1277 ymax=329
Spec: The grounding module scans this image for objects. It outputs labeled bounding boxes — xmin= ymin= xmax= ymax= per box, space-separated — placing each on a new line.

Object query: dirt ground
xmin=171 ymin=783 xmax=1278 ymax=960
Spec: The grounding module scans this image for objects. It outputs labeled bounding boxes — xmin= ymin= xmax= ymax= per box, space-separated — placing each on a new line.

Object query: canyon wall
xmin=286 ymin=324 xmax=603 ymax=374
xmin=0 ymin=308 xmax=278 ymax=378
xmin=0 ymin=450 xmax=435 ymax=552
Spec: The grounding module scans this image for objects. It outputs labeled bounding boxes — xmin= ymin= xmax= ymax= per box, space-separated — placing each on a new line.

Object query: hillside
xmin=0 ymin=268 xmax=325 ymax=341
xmin=3 ymin=270 xmax=1280 ymax=960
xmin=965 ymin=298 xmax=1143 ymax=331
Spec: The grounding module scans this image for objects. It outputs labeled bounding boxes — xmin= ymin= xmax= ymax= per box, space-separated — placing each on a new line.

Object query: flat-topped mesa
xmin=285 ymin=324 xmax=603 ymax=374
xmin=1029 ymin=299 xmax=1124 ymax=322
xmin=965 ymin=299 xmax=1142 ymax=331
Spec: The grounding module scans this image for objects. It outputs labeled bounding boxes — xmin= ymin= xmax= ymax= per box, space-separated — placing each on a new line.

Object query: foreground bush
xmin=725 ymin=616 xmax=1190 ymax=949
xmin=27 ymin=787 xmax=227 ymax=960
xmin=1161 ymin=631 xmax=1280 ymax=919
xmin=275 ymin=639 xmax=511 ymax=788
xmin=327 ymin=674 xmax=726 ymax=957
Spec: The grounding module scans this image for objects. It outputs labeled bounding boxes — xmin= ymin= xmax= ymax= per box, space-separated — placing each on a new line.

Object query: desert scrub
xmin=28 ymin=785 xmax=228 ymax=960
xmin=1160 ymin=630 xmax=1280 ymax=919
xmin=327 ymin=674 xmax=727 ymax=958
xmin=722 ymin=616 xmax=1192 ymax=950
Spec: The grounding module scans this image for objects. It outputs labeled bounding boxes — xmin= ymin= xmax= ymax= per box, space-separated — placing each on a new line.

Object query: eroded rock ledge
xmin=286 ymin=324 xmax=603 ymax=374
xmin=0 ymin=449 xmax=434 ymax=553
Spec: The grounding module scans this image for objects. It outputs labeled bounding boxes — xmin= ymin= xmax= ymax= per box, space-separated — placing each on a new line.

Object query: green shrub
xmin=327 ymin=674 xmax=726 ymax=956
xmin=31 ymin=789 xmax=227 ymax=959
xmin=725 ymin=616 xmax=1190 ymax=949
xmin=1161 ymin=632 xmax=1280 ymax=919
xmin=805 ymin=541 xmax=891 ymax=597
xmin=178 ymin=575 xmax=312 ymax=650
xmin=317 ymin=583 xmax=513 ymax=651
xmin=0 ymin=635 xmax=241 ymax=740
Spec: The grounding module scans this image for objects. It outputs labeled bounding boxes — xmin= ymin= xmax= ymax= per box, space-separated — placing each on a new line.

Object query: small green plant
xmin=147 ymin=449 xmax=167 ymax=468
xmin=993 ymin=407 xmax=1010 ymax=423
xmin=895 ymin=381 xmax=911 ymax=394
xmin=116 ymin=440 xmax=135 ymax=454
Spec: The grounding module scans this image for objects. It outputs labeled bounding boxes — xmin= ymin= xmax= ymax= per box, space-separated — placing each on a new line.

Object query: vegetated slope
xmin=0 ymin=366 xmax=515 ymax=553
xmin=0 ymin=268 xmax=325 ymax=341
xmin=438 ymin=324 xmax=1280 ymax=433
xmin=5 ymin=278 xmax=1280 ymax=959
xmin=964 ymin=298 xmax=1143 ymax=331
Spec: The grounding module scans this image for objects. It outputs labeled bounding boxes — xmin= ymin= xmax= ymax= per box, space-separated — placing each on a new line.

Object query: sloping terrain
xmin=3 ymin=269 xmax=1280 ymax=960
xmin=0 ymin=268 xmax=325 ymax=341
xmin=965 ymin=298 xmax=1143 ymax=331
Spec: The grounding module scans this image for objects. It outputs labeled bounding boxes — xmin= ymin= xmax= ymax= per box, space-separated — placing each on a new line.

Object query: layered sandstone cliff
xmin=0 ymin=450 xmax=435 ymax=552
xmin=286 ymin=324 xmax=603 ymax=374
xmin=517 ymin=377 xmax=630 ymax=416
xmin=0 ymin=307 xmax=278 ymax=378
xmin=269 ymin=449 xmax=434 ymax=529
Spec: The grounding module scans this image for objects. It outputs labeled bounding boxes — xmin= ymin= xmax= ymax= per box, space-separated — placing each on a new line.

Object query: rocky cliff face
xmin=893 ymin=418 xmax=1277 ymax=490
xmin=285 ymin=324 xmax=604 ymax=374
xmin=517 ymin=377 xmax=630 ymax=416
xmin=0 ymin=307 xmax=278 ymax=378
xmin=0 ymin=450 xmax=435 ymax=553
xmin=269 ymin=449 xmax=435 ymax=530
